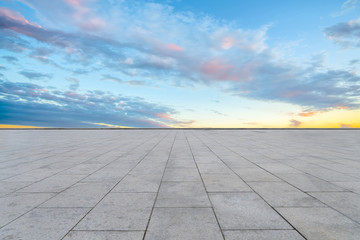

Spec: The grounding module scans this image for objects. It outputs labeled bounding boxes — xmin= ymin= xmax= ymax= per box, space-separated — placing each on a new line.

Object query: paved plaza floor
xmin=0 ymin=129 xmax=360 ymax=240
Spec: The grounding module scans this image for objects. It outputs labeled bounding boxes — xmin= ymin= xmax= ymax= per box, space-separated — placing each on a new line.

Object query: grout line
xmin=142 ymin=131 xmax=177 ymax=240
xmin=192 ymin=131 xmax=309 ymax=240
xmin=0 ymin=133 xmax=162 ymax=231
xmin=201 ymin=130 xmax=360 ymax=226
xmin=60 ymin=132 xmax=171 ymax=240
xmin=184 ymin=131 xmax=226 ymax=240
xmin=0 ymin=135 xmax=147 ymax=197
xmin=71 ymin=229 xmax=145 ymax=232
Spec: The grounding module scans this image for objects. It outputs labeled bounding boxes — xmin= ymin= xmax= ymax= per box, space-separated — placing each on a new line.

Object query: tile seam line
xmin=0 ymin=132 xmax=161 ymax=230
xmin=193 ymin=131 xmax=308 ymax=240
xmin=0 ymin=136 xmax=102 ymax=165
xmin=0 ymin=135 xmax=135 ymax=185
xmin=184 ymin=131 xmax=226 ymax=240
xmin=142 ymin=130 xmax=177 ymax=240
xmin=203 ymin=131 xmax=360 ymax=226
xmin=71 ymin=229 xmax=145 ymax=232
xmin=234 ymin=132 xmax=360 ymax=180
xmin=60 ymin=131 xmax=171 ymax=240
xmin=0 ymin=133 xmax=156 ymax=199
xmin=222 ymin=228 xmax=302 ymax=231
xmin=249 ymin=142 xmax=360 ymax=182
xmin=212 ymin=132 xmax=360 ymax=218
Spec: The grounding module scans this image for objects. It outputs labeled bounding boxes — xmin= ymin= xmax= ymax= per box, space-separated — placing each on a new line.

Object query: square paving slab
xmin=0 ymin=129 xmax=359 ymax=239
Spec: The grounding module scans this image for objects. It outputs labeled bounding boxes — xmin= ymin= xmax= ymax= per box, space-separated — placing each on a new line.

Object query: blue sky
xmin=0 ymin=0 xmax=359 ymax=128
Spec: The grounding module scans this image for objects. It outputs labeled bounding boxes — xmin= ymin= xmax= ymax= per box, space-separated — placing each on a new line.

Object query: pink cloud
xmin=200 ymin=59 xmax=237 ymax=81
xmin=0 ymin=7 xmax=41 ymax=28
xmin=167 ymin=43 xmax=183 ymax=52
xmin=198 ymin=59 xmax=259 ymax=82
xmin=65 ymin=0 xmax=83 ymax=8
xmin=64 ymin=91 xmax=87 ymax=100
xmin=283 ymin=91 xmax=303 ymax=98
xmin=79 ymin=17 xmax=105 ymax=31
xmin=64 ymin=0 xmax=105 ymax=32
xmin=221 ymin=36 xmax=235 ymax=50
xmin=289 ymin=119 xmax=301 ymax=127
xmin=156 ymin=113 xmax=172 ymax=119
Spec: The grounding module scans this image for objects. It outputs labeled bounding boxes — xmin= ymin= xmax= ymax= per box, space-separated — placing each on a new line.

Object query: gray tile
xmin=3 ymin=168 xmax=60 ymax=183
xmin=75 ymin=192 xmax=156 ymax=230
xmin=249 ymin=182 xmax=324 ymax=207
xmin=130 ymin=163 xmax=165 ymax=175
xmin=145 ymin=208 xmax=223 ymax=240
xmin=309 ymin=191 xmax=360 ymax=222
xmin=19 ymin=174 xmax=86 ymax=193
xmin=210 ymin=192 xmax=292 ymax=229
xmin=162 ymin=167 xmax=201 ymax=181
xmin=0 ymin=208 xmax=89 ymax=240
xmin=113 ymin=173 xmax=162 ymax=193
xmin=224 ymin=230 xmax=305 ymax=240
xmin=332 ymin=181 xmax=360 ymax=194
xmin=64 ymin=230 xmax=144 ymax=240
xmin=0 ymin=181 xmax=32 ymax=196
xmin=277 ymin=207 xmax=360 ymax=240
xmin=61 ymin=164 xmax=105 ymax=175
xmin=81 ymin=167 xmax=130 ymax=182
xmin=303 ymin=167 xmax=359 ymax=182
xmin=197 ymin=163 xmax=233 ymax=174
xmin=166 ymin=159 xmax=196 ymax=168
xmin=155 ymin=181 xmax=211 ymax=207
xmin=276 ymin=173 xmax=347 ymax=192
xmin=202 ymin=173 xmax=251 ymax=192
xmin=232 ymin=167 xmax=281 ymax=182
xmin=0 ymin=192 xmax=54 ymax=227
xmin=258 ymin=163 xmax=301 ymax=174
xmin=41 ymin=182 xmax=114 ymax=208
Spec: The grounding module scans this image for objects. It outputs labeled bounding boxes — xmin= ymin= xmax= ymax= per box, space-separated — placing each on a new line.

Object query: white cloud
xmin=332 ymin=0 xmax=358 ymax=17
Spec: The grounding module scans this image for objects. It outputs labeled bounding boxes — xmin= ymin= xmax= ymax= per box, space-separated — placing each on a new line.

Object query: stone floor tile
xmin=232 ymin=167 xmax=281 ymax=182
xmin=223 ymin=230 xmax=305 ymax=240
xmin=112 ymin=173 xmax=162 ymax=193
xmin=0 ymin=192 xmax=54 ymax=227
xmin=210 ymin=192 xmax=292 ymax=229
xmin=155 ymin=181 xmax=211 ymax=207
xmin=63 ymin=230 xmax=144 ymax=240
xmin=166 ymin=159 xmax=197 ymax=168
xmin=145 ymin=208 xmax=223 ymax=240
xmin=277 ymin=207 xmax=360 ymax=240
xmin=197 ymin=163 xmax=233 ymax=174
xmin=0 ymin=208 xmax=89 ymax=240
xmin=80 ymin=166 xmax=130 ymax=182
xmin=202 ymin=173 xmax=251 ymax=192
xmin=249 ymin=182 xmax=324 ymax=207
xmin=19 ymin=174 xmax=86 ymax=193
xmin=276 ymin=173 xmax=347 ymax=192
xmin=0 ymin=181 xmax=32 ymax=196
xmin=3 ymin=168 xmax=60 ymax=183
xmin=60 ymin=164 xmax=105 ymax=175
xmin=40 ymin=182 xmax=114 ymax=208
xmin=162 ymin=167 xmax=201 ymax=181
xmin=75 ymin=192 xmax=156 ymax=230
xmin=332 ymin=181 xmax=360 ymax=194
xmin=309 ymin=191 xmax=360 ymax=223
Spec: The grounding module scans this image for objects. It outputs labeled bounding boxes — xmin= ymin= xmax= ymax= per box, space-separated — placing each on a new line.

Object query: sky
xmin=0 ymin=0 xmax=359 ymax=128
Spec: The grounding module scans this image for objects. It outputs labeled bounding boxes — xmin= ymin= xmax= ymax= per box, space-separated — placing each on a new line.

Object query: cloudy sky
xmin=0 ymin=0 xmax=359 ymax=128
